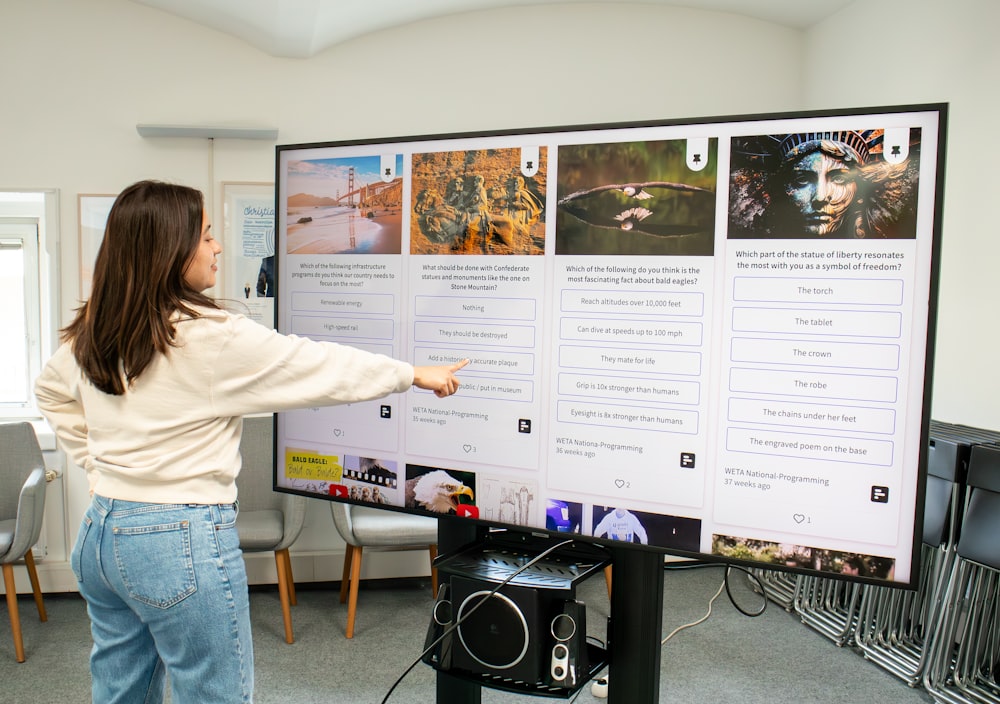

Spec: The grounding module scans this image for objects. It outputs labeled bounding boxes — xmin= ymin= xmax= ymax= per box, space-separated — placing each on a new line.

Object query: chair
xmin=235 ymin=415 xmax=307 ymax=644
xmin=330 ymin=502 xmax=438 ymax=638
xmin=793 ymin=574 xmax=862 ymax=647
xmin=854 ymin=431 xmax=968 ymax=685
xmin=923 ymin=443 xmax=1000 ymax=704
xmin=0 ymin=422 xmax=48 ymax=663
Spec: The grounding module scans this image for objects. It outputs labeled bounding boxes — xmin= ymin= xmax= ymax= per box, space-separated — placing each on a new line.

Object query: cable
xmin=568 ymin=674 xmax=597 ymax=704
xmin=662 ymin=561 xmax=768 ymax=618
xmin=379 ymin=538 xmax=592 ymax=704
xmin=660 ymin=564 xmax=767 ymax=645
xmin=661 ymin=578 xmax=725 ymax=644
xmin=724 ymin=565 xmax=768 ymax=618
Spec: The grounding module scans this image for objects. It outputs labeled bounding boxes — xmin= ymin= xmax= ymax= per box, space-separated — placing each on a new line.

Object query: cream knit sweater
xmin=35 ymin=306 xmax=413 ymax=504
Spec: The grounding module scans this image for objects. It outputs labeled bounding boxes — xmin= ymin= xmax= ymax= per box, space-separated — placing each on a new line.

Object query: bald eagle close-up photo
xmin=404 ymin=469 xmax=475 ymax=514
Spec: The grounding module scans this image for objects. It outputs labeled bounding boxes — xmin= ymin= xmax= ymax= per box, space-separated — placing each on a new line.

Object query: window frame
xmin=0 ymin=190 xmax=59 ymax=421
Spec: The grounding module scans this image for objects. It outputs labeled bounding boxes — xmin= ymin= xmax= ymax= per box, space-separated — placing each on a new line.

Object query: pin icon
xmin=686 ymin=137 xmax=709 ymax=171
xmin=380 ymin=154 xmax=396 ymax=182
xmin=882 ymin=127 xmax=909 ymax=165
xmin=521 ymin=145 xmax=539 ymax=177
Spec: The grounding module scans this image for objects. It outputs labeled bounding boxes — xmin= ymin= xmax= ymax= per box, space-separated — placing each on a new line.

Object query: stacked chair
xmin=760 ymin=419 xmax=1000 ymax=693
xmin=854 ymin=429 xmax=970 ymax=685
xmin=756 ymin=420 xmax=1000 ymax=704
xmin=752 ymin=568 xmax=799 ymax=612
xmin=793 ymin=575 xmax=862 ymax=647
xmin=923 ymin=442 xmax=1000 ymax=704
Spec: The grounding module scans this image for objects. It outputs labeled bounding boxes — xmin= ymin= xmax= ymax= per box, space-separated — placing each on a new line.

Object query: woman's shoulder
xmin=174 ymin=303 xmax=243 ymax=324
xmin=175 ymin=303 xmax=278 ymax=345
xmin=172 ymin=304 xmax=242 ymax=339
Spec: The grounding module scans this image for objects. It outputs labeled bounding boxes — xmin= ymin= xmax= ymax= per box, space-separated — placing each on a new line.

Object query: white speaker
xmin=548 ymin=599 xmax=587 ymax=687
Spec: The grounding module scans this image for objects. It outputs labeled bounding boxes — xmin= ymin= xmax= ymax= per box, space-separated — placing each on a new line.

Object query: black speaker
xmin=450 ymin=575 xmax=547 ymax=683
xmin=421 ymin=583 xmax=454 ymax=670
xmin=548 ymin=599 xmax=587 ymax=688
xmin=424 ymin=534 xmax=610 ymax=694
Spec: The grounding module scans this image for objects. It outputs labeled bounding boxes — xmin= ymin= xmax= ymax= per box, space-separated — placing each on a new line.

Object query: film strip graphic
xmin=344 ymin=463 xmax=397 ymax=489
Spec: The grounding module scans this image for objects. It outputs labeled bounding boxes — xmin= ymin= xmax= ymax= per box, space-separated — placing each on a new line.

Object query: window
xmin=0 ymin=191 xmax=57 ymax=419
xmin=0 ymin=224 xmax=40 ymax=410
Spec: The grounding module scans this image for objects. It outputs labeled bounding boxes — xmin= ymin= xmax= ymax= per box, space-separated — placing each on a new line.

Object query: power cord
xmin=661 ymin=579 xmax=725 ymax=644
xmin=664 ymin=561 xmax=768 ymax=617
xmin=660 ymin=563 xmax=767 ymax=645
xmin=588 ymin=563 xmax=766 ymax=698
xmin=380 ymin=538 xmax=601 ymax=703
xmin=723 ymin=565 xmax=768 ymax=618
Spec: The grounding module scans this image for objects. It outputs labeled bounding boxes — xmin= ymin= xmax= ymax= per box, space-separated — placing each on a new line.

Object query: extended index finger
xmin=451 ymin=358 xmax=471 ymax=372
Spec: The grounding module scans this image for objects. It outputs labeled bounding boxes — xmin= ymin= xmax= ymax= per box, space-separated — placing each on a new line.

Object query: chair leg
xmin=3 ymin=563 xmax=25 ymax=663
xmin=339 ymin=546 xmax=354 ymax=605
xmin=24 ymin=552 xmax=46 ymax=623
xmin=282 ymin=551 xmax=297 ymax=607
xmin=604 ymin=565 xmax=613 ymax=598
xmin=274 ymin=548 xmax=295 ymax=644
xmin=429 ymin=544 xmax=438 ymax=596
xmin=345 ymin=545 xmax=363 ymax=639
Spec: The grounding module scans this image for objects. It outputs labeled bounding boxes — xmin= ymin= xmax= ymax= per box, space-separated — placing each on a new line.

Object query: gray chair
xmin=923 ymin=443 xmax=1000 ymax=704
xmin=330 ymin=502 xmax=438 ymax=638
xmin=0 ymin=422 xmax=48 ymax=663
xmin=854 ymin=433 xmax=966 ymax=685
xmin=235 ymin=416 xmax=307 ymax=644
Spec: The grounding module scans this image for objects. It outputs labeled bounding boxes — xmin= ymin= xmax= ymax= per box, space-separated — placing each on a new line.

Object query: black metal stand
xmin=606 ymin=545 xmax=665 ymax=703
xmin=435 ymin=517 xmax=487 ymax=704
xmin=433 ymin=518 xmax=665 ymax=703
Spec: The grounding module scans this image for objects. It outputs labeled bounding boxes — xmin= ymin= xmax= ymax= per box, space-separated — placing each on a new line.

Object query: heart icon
xmin=463 ymin=444 xmax=472 ymax=453
xmin=333 ymin=429 xmax=343 ymax=437
xmin=614 ymin=479 xmax=625 ymax=488
xmin=793 ymin=514 xmax=805 ymax=524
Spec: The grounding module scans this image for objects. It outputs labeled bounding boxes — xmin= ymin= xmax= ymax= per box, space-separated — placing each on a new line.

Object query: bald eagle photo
xmin=405 ymin=469 xmax=474 ymax=514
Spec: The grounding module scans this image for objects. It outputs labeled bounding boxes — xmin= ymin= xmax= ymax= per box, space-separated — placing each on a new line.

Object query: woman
xmin=35 ymin=180 xmax=467 ymax=703
xmin=774 ymin=136 xmax=866 ymax=238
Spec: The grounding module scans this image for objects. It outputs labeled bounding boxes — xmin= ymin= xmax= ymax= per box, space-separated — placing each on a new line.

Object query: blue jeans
xmin=72 ymin=496 xmax=253 ymax=703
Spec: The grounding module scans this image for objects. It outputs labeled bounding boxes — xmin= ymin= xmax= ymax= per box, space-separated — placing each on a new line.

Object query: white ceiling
xmin=130 ymin=0 xmax=859 ymax=59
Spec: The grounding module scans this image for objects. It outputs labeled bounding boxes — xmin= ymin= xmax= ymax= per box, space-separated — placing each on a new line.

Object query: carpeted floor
xmin=0 ymin=565 xmax=934 ymax=703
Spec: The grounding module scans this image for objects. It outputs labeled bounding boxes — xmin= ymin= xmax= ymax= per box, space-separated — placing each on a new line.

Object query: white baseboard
xmin=1 ymin=548 xmax=435 ymax=596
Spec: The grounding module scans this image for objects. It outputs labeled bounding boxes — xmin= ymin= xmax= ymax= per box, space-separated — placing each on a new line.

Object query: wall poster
xmin=222 ymin=181 xmax=275 ymax=328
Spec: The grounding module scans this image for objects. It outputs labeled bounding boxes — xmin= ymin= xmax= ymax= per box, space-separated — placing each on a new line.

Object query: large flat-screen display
xmin=273 ymin=104 xmax=946 ymax=587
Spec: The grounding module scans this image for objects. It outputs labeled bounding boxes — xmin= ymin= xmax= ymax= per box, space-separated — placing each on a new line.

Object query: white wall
xmin=9 ymin=0 xmax=919 ymax=591
xmin=2 ymin=0 xmax=805 ymax=591
xmin=804 ymin=0 xmax=1000 ymax=430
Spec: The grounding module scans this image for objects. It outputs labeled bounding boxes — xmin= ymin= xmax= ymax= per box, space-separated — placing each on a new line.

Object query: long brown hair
xmin=63 ymin=180 xmax=219 ymax=395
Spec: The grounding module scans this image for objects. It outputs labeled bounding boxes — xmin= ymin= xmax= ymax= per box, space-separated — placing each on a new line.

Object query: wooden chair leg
xmin=339 ymin=545 xmax=354 ymax=605
xmin=24 ymin=552 xmax=46 ymax=623
xmin=345 ymin=545 xmax=363 ymax=639
xmin=604 ymin=565 xmax=613 ymax=599
xmin=429 ymin=544 xmax=439 ymax=596
xmin=282 ymin=550 xmax=297 ymax=607
xmin=274 ymin=548 xmax=295 ymax=644
xmin=3 ymin=563 xmax=25 ymax=663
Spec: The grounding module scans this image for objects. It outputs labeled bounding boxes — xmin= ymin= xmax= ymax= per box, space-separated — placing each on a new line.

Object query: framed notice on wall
xmin=77 ymin=193 xmax=116 ymax=300
xmin=222 ymin=181 xmax=275 ymax=328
